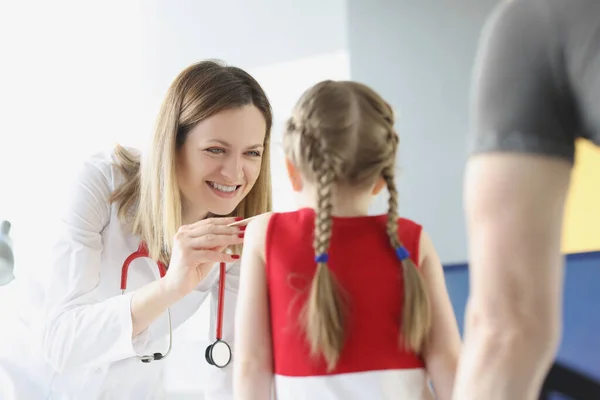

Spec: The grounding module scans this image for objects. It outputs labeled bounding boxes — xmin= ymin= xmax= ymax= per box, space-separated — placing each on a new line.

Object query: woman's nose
xmin=220 ymin=154 xmax=244 ymax=182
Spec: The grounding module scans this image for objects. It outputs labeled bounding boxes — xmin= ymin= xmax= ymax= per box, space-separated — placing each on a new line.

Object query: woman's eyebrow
xmin=205 ymin=139 xmax=231 ymax=147
xmin=204 ymin=139 xmax=264 ymax=150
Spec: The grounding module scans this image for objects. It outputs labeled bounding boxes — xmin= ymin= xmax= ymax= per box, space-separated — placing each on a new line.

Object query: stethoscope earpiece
xmin=139 ymin=352 xmax=164 ymax=363
xmin=205 ymin=340 xmax=232 ymax=368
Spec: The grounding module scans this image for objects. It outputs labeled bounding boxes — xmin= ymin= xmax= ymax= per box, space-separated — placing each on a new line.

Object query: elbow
xmin=236 ymin=357 xmax=272 ymax=377
xmin=234 ymin=353 xmax=272 ymax=382
xmin=424 ymin=348 xmax=459 ymax=396
xmin=41 ymin=313 xmax=76 ymax=373
xmin=425 ymin=350 xmax=459 ymax=374
xmin=465 ymin=300 xmax=560 ymax=363
xmin=234 ymin=357 xmax=273 ymax=400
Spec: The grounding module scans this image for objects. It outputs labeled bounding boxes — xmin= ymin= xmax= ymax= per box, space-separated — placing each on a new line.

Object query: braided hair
xmin=283 ymin=80 xmax=431 ymax=371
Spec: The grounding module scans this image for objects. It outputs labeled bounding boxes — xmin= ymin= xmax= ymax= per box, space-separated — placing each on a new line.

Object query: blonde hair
xmin=110 ymin=60 xmax=273 ymax=264
xmin=283 ymin=80 xmax=431 ymax=371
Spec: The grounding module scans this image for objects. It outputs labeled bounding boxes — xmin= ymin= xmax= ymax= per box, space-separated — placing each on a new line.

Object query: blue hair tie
xmin=395 ymin=246 xmax=410 ymax=261
xmin=315 ymin=253 xmax=329 ymax=263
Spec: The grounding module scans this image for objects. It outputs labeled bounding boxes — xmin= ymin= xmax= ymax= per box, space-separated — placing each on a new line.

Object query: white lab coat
xmin=0 ymin=149 xmax=240 ymax=399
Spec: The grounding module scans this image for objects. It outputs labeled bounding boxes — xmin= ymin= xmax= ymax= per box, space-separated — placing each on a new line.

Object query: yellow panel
xmin=562 ymin=139 xmax=600 ymax=253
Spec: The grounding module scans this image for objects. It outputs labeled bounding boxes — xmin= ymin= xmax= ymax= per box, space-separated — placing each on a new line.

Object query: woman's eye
xmin=246 ymin=150 xmax=262 ymax=157
xmin=206 ymin=148 xmax=225 ymax=155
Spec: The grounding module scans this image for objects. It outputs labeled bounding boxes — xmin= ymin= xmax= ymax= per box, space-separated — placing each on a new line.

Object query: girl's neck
xmin=295 ymin=185 xmax=372 ymax=217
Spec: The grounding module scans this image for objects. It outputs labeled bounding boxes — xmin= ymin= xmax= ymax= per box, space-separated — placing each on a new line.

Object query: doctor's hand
xmin=163 ymin=217 xmax=244 ymax=297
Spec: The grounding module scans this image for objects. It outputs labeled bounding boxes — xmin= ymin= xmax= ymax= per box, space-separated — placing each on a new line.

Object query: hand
xmin=163 ymin=217 xmax=244 ymax=297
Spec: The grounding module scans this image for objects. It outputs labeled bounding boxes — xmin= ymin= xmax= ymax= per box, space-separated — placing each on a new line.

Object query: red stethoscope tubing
xmin=120 ymin=242 xmax=167 ymax=291
xmin=216 ymin=262 xmax=226 ymax=340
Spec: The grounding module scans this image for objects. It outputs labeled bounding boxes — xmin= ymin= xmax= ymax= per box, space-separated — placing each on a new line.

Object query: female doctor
xmin=0 ymin=60 xmax=273 ymax=399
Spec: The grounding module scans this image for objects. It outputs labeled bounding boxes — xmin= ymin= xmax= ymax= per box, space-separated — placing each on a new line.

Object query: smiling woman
xmin=177 ymin=105 xmax=268 ymax=221
xmin=0 ymin=60 xmax=273 ymax=400
xmin=112 ymin=61 xmax=273 ymax=265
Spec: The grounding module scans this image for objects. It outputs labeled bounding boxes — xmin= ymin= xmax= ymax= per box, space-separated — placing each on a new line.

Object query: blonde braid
xmin=301 ymin=143 xmax=346 ymax=372
xmin=382 ymin=161 xmax=431 ymax=354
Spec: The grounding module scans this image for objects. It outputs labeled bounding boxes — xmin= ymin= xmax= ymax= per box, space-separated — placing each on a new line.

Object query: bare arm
xmin=130 ymin=280 xmax=183 ymax=337
xmin=453 ymin=153 xmax=571 ymax=400
xmin=234 ymin=213 xmax=274 ymax=400
xmin=419 ymin=231 xmax=461 ymax=400
xmin=454 ymin=0 xmax=576 ymax=396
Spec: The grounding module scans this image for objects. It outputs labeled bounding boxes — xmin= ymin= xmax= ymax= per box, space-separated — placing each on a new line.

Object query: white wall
xmin=139 ymin=0 xmax=348 ymax=130
xmin=0 ymin=0 xmax=148 ymax=284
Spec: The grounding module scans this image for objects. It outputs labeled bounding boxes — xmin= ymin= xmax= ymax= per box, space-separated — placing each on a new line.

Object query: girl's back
xmin=265 ymin=208 xmax=433 ymax=399
xmin=233 ymin=80 xmax=460 ymax=400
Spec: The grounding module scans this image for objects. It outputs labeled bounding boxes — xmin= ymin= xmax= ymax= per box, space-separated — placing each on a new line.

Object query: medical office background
xmin=0 ymin=0 xmax=598 ymax=398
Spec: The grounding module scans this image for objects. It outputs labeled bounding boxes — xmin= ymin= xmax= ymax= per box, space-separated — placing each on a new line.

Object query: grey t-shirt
xmin=470 ymin=0 xmax=600 ymax=163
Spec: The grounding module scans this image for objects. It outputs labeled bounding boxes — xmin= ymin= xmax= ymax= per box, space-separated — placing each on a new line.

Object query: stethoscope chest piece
xmin=205 ymin=339 xmax=232 ymax=368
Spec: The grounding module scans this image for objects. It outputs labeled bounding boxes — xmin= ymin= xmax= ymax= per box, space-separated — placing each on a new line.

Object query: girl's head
xmin=113 ymin=60 xmax=272 ymax=263
xmin=283 ymin=80 xmax=431 ymax=370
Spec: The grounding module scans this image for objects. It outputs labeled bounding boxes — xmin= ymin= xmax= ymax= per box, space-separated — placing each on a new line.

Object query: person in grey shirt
xmin=454 ymin=0 xmax=600 ymax=399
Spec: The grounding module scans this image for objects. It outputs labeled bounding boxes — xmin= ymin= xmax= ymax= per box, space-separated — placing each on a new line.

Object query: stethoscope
xmin=204 ymin=261 xmax=232 ymax=368
xmin=120 ymin=242 xmax=232 ymax=368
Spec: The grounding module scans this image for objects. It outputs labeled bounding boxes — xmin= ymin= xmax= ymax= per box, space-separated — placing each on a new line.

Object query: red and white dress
xmin=265 ymin=208 xmax=434 ymax=399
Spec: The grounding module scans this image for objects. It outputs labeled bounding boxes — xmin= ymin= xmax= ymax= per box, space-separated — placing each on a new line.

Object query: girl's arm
xmin=418 ymin=230 xmax=462 ymax=400
xmin=233 ymin=213 xmax=274 ymax=400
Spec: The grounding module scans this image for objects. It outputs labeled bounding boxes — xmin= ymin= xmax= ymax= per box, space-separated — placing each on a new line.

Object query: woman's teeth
xmin=209 ymin=182 xmax=238 ymax=193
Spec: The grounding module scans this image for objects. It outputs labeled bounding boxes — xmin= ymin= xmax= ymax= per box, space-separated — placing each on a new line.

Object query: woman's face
xmin=177 ymin=104 xmax=267 ymax=221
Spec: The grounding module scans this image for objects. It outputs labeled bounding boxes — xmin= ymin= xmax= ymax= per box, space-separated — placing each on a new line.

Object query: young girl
xmin=233 ymin=80 xmax=461 ymax=399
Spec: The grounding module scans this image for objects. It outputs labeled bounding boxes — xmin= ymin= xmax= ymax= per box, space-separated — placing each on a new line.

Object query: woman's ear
xmin=285 ymin=158 xmax=303 ymax=192
xmin=372 ymin=177 xmax=386 ymax=195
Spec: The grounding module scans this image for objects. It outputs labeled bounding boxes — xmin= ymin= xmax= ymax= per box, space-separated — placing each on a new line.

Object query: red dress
xmin=265 ymin=208 xmax=434 ymax=399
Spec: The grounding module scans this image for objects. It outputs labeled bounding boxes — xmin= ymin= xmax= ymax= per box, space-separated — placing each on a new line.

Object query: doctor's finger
xmin=184 ymin=223 xmax=242 ymax=238
xmin=186 ymin=216 xmax=239 ymax=231
xmin=184 ymin=233 xmax=244 ymax=250
xmin=194 ymin=250 xmax=240 ymax=265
